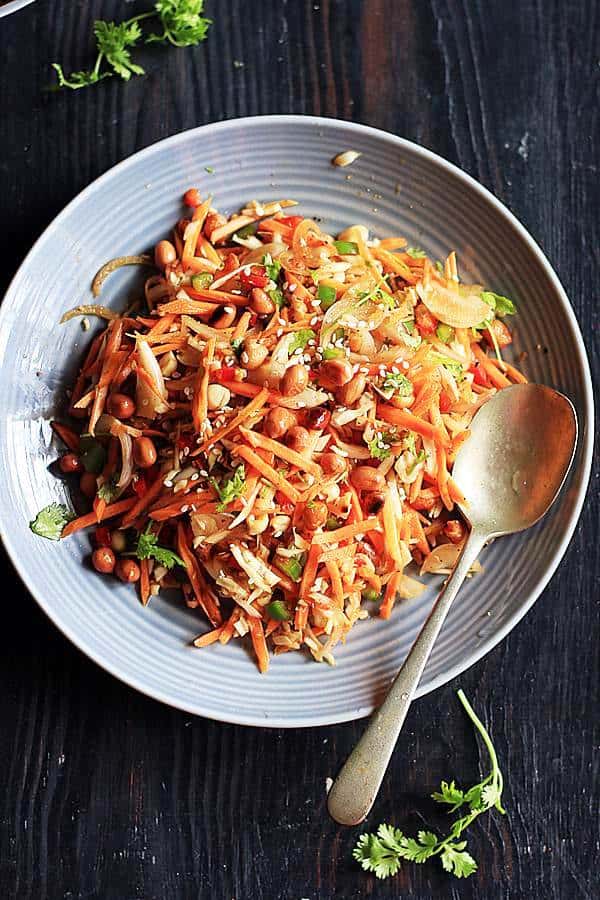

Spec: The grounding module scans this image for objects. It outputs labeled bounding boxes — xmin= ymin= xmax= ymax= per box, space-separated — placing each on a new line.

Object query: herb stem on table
xmin=353 ymin=689 xmax=506 ymax=880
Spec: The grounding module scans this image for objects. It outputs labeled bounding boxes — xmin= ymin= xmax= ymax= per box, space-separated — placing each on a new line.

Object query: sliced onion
xmin=320 ymin=293 xmax=387 ymax=348
xmin=60 ymin=304 xmax=119 ymax=324
xmin=242 ymin=242 xmax=286 ymax=266
xmin=397 ymin=574 xmax=427 ymax=599
xmin=116 ymin=430 xmax=134 ymax=491
xmin=278 ymin=387 xmax=329 ymax=409
xmin=416 ymin=281 xmax=490 ymax=329
xmin=136 ymin=338 xmax=169 ymax=419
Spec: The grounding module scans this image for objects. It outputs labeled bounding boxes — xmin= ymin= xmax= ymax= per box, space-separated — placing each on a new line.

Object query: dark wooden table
xmin=1 ymin=2 xmax=598 ymax=898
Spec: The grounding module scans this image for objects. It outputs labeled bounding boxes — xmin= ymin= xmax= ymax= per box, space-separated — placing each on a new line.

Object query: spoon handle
xmin=327 ymin=529 xmax=487 ymax=826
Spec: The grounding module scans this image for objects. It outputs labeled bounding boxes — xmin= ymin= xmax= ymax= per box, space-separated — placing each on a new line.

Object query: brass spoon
xmin=327 ymin=383 xmax=577 ymax=826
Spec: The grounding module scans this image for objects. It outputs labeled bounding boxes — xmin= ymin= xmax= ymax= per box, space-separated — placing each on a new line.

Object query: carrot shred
xmin=312 ymin=517 xmax=381 ymax=545
xmin=247 ymin=616 xmax=270 ymax=673
xmin=121 ymin=476 xmax=166 ymax=528
xmin=140 ymin=558 xmax=151 ymax=606
xmin=193 ymin=625 xmax=225 ymax=647
xmin=239 ymin=427 xmax=322 ymax=477
xmin=192 ymin=336 xmax=216 ymax=433
xmin=192 ymin=387 xmax=270 ymax=456
xmin=62 ymin=497 xmax=137 ymax=537
xmin=176 ymin=523 xmax=221 ymax=626
xmin=379 ymin=571 xmax=402 ymax=619
xmin=325 ymin=559 xmax=344 ymax=608
xmin=377 ymin=404 xmax=451 ymax=447
xmin=234 ymin=445 xmax=301 ymax=503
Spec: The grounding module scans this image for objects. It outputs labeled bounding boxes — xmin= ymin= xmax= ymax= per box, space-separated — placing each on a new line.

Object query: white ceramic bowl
xmin=0 ymin=117 xmax=593 ymax=726
xmin=0 ymin=0 xmax=35 ymax=19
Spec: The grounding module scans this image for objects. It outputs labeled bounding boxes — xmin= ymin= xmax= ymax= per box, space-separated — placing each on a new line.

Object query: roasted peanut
xmin=59 ymin=453 xmax=83 ymax=474
xmin=92 ymin=547 xmax=116 ymax=574
xmin=349 ymin=465 xmax=386 ymax=493
xmin=319 ymin=357 xmax=353 ymax=387
xmin=183 ymin=187 xmax=201 ymax=208
xmin=241 ymin=338 xmax=268 ymax=370
xmin=363 ymin=491 xmax=387 ymax=515
xmin=336 ymin=373 xmax=366 ymax=406
xmin=154 ymin=239 xmax=177 ymax=270
xmin=79 ymin=471 xmax=97 ymax=498
xmin=203 ymin=212 xmax=227 ymax=239
xmin=115 ymin=558 xmax=141 ymax=583
xmin=133 ymin=436 xmax=157 ymax=469
xmin=286 ymin=426 xmax=311 ymax=453
xmin=281 ymin=364 xmax=309 ymax=397
xmin=302 ymin=406 xmax=331 ymax=430
xmin=320 ymin=452 xmax=347 ymax=476
xmin=207 ymin=384 xmax=231 ymax=410
xmin=264 ymin=407 xmax=298 ymax=439
xmin=444 ymin=519 xmax=465 ymax=544
xmin=301 ymin=500 xmax=328 ymax=531
xmin=210 ymin=305 xmax=237 ymax=329
xmin=250 ymin=287 xmax=275 ymax=316
xmin=107 ymin=392 xmax=136 ymax=419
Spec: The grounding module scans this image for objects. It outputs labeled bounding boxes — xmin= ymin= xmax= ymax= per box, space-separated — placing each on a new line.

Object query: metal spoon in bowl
xmin=327 ymin=383 xmax=577 ymax=826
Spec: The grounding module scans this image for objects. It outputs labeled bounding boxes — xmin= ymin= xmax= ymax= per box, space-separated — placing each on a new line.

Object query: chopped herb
xmin=53 ymin=1 xmax=212 ymax=90
xmin=234 ymin=222 xmax=257 ymax=240
xmin=29 ymin=503 xmax=74 ymax=541
xmin=353 ymin=689 xmax=505 ymax=880
xmin=209 ymin=464 xmax=246 ymax=512
xmin=278 ymin=555 xmax=304 ymax=582
xmin=404 ymin=432 xmax=417 ymax=455
xmin=406 ymin=247 xmax=427 ymax=259
xmin=269 ymin=288 xmax=285 ymax=309
xmin=407 ymin=449 xmax=427 ymax=474
xmin=317 ymin=283 xmax=337 ymax=309
xmin=288 ymin=329 xmax=316 ymax=355
xmin=326 ymin=515 xmax=340 ymax=530
xmin=333 ymin=240 xmax=359 ymax=255
xmin=367 ymin=431 xmax=395 ymax=460
xmin=230 ymin=337 xmax=244 ymax=359
xmin=204 ymin=165 xmax=214 ymax=174
xmin=381 ymin=372 xmax=413 ymax=397
xmin=361 ymin=586 xmax=381 ymax=602
xmin=135 ymin=524 xmax=184 ymax=569
xmin=262 ymin=253 xmax=282 ymax=283
xmin=79 ymin=436 xmax=106 ymax=474
xmin=192 ymin=272 xmax=213 ymax=290
xmin=435 ymin=260 xmax=444 ymax=273
xmin=322 ymin=347 xmax=343 ymax=360
xmin=430 ymin=354 xmax=464 ymax=379
xmin=436 ymin=323 xmax=454 ymax=344
xmin=265 ymin=599 xmax=291 ymax=621
xmin=97 ymin=476 xmax=120 ymax=503
xmin=481 ymin=291 xmax=516 ymax=317
xmin=402 ymin=319 xmax=415 ymax=334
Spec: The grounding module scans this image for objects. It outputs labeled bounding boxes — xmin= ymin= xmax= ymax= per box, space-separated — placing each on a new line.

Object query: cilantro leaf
xmin=481 ymin=291 xmax=516 ymax=316
xmin=51 ymin=64 xmax=109 ymax=90
xmin=406 ymin=247 xmax=427 ymax=259
xmin=135 ymin=525 xmax=184 ymax=570
xmin=94 ymin=20 xmax=145 ymax=81
xmin=209 ymin=464 xmax=246 ymax=512
xmin=97 ymin=476 xmax=120 ymax=504
xmin=30 ymin=503 xmax=74 ymax=541
xmin=353 ymin=689 xmax=505 ymax=881
xmin=149 ymin=0 xmax=212 ymax=47
xmin=440 ymin=843 xmax=477 ymax=878
xmin=262 ymin=253 xmax=282 ymax=283
xmin=288 ymin=329 xmax=315 ymax=355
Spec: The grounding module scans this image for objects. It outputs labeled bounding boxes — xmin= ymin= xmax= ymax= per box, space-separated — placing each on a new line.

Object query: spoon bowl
xmin=453 ymin=384 xmax=578 ymax=536
xmin=328 ymin=384 xmax=578 ymax=826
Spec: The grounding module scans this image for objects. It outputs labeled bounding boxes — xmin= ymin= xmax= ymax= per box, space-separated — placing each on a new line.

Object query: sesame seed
xmin=163 ymin=479 xmax=174 ymax=487
xmin=310 ymin=299 xmax=320 ymax=307
xmin=190 ymin=473 xmax=199 ymax=481
xmin=402 ymin=360 xmax=410 ymax=369
xmin=288 ymin=283 xmax=297 ymax=293
xmin=310 ymin=316 xmax=319 ymax=326
xmin=199 ymin=469 xmax=208 ymax=476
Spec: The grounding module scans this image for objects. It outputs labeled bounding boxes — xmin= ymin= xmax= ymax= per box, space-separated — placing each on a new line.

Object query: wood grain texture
xmin=0 ymin=1 xmax=598 ymax=898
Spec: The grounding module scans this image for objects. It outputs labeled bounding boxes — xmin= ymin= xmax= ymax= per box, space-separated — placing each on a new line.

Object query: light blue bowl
xmin=0 ymin=117 xmax=593 ymax=726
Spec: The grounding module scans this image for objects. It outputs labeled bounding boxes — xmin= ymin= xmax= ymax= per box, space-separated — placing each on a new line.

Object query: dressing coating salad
xmin=31 ymin=189 xmax=526 ymax=672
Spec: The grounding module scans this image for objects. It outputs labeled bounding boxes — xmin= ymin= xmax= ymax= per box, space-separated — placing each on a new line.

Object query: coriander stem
xmin=457 ymin=689 xmax=505 ymax=814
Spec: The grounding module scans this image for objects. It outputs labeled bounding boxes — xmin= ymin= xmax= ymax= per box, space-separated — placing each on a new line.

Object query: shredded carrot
xmin=192 ymin=336 xmax=216 ymax=433
xmin=234 ymin=445 xmax=301 ymax=503
xmin=62 ymin=497 xmax=137 ymax=537
xmin=312 ymin=517 xmax=381 ymax=545
xmin=379 ymin=572 xmax=402 ymax=619
xmin=247 ymin=616 xmax=270 ymax=673
xmin=193 ymin=625 xmax=225 ymax=647
xmin=121 ymin=476 xmax=166 ymax=528
xmin=176 ymin=523 xmax=221 ymax=626
xmin=325 ymin=559 xmax=344 ymax=608
xmin=183 ymin=287 xmax=250 ymax=307
xmin=471 ymin=343 xmax=511 ymax=388
xmin=239 ymin=427 xmax=322 ymax=477
xmin=50 ymin=421 xmax=80 ymax=453
xmin=377 ymin=404 xmax=451 ymax=447
xmin=140 ymin=558 xmax=151 ymax=606
xmin=192 ymin=387 xmax=270 ymax=456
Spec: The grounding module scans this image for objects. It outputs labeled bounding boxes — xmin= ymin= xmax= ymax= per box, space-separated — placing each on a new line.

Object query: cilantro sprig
xmin=135 ymin=524 xmax=184 ymax=570
xmin=52 ymin=1 xmax=212 ymax=90
xmin=353 ymin=690 xmax=505 ymax=880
